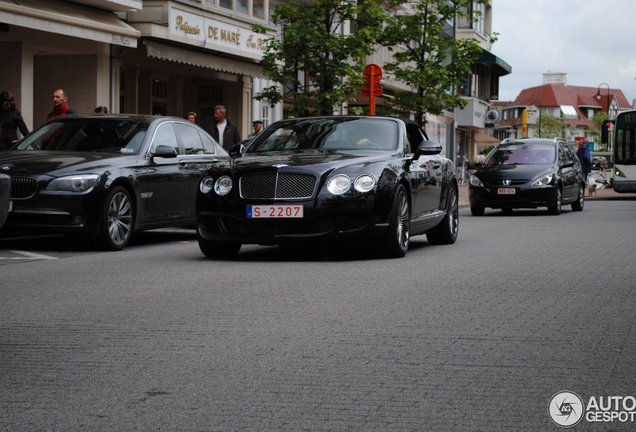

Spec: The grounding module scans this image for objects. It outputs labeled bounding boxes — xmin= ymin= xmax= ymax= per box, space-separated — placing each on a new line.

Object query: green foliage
xmin=378 ymin=0 xmax=491 ymax=125
xmin=253 ymin=0 xmax=386 ymax=116
xmin=537 ymin=114 xmax=572 ymax=139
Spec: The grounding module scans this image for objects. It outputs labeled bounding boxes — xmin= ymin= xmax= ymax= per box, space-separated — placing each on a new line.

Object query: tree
xmin=253 ymin=0 xmax=385 ymax=117
xmin=537 ymin=114 xmax=572 ymax=140
xmin=588 ymin=111 xmax=608 ymax=150
xmin=378 ymin=0 xmax=493 ymax=125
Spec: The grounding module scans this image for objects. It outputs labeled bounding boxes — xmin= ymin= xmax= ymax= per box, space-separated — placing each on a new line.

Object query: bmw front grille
xmin=10 ymin=177 xmax=38 ymax=199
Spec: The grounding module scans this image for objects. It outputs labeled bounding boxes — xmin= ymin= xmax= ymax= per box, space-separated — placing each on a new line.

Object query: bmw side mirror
xmin=151 ymin=145 xmax=177 ymax=158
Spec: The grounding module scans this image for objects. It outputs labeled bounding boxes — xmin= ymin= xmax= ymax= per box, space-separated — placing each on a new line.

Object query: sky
xmin=491 ymin=0 xmax=636 ymax=104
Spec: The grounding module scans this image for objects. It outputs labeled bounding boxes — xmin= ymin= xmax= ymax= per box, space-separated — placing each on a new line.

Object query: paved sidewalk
xmin=458 ymin=185 xmax=630 ymax=207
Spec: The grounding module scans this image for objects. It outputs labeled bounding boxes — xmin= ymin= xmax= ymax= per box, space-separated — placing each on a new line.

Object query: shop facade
xmin=0 ymin=0 xmax=141 ymax=131
xmin=0 ymin=0 xmax=280 ymax=139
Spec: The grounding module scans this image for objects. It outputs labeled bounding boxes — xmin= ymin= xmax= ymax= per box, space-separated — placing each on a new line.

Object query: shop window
xmin=198 ymin=85 xmax=223 ymax=104
xmin=152 ymin=79 xmax=168 ymax=116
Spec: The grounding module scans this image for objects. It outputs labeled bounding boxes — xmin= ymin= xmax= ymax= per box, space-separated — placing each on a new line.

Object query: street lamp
xmin=595 ymin=83 xmax=611 ymax=119
xmin=529 ymin=99 xmax=542 ymax=137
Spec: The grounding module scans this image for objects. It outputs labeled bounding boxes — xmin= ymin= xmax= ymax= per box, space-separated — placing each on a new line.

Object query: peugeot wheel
xmin=548 ymin=187 xmax=562 ymax=215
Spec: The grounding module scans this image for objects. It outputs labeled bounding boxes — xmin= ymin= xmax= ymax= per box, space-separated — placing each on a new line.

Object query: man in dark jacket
xmin=207 ymin=105 xmax=241 ymax=152
xmin=46 ymin=89 xmax=77 ymax=121
xmin=0 ymin=91 xmax=29 ymax=150
xmin=576 ymin=139 xmax=592 ymax=182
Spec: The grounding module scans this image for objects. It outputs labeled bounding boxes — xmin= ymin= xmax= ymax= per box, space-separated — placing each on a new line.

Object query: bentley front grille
xmin=10 ymin=177 xmax=38 ymax=200
xmin=240 ymin=173 xmax=317 ymax=200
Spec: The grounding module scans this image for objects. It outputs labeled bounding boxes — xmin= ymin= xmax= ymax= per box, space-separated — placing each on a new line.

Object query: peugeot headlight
xmin=199 ymin=176 xmax=215 ymax=194
xmin=327 ymin=174 xmax=351 ymax=195
xmin=469 ymin=174 xmax=484 ymax=187
xmin=353 ymin=174 xmax=375 ymax=193
xmin=531 ymin=173 xmax=553 ymax=186
xmin=214 ymin=176 xmax=233 ymax=196
xmin=46 ymin=174 xmax=100 ymax=192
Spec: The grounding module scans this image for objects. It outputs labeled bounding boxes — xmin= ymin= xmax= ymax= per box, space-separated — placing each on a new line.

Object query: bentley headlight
xmin=353 ymin=174 xmax=375 ymax=192
xmin=199 ymin=176 xmax=215 ymax=194
xmin=46 ymin=174 xmax=99 ymax=192
xmin=214 ymin=176 xmax=233 ymax=196
xmin=531 ymin=173 xmax=553 ymax=186
xmin=327 ymin=174 xmax=351 ymax=195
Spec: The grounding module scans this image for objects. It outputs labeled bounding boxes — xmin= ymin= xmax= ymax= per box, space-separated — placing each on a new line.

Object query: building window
xmin=560 ymin=105 xmax=578 ymax=119
xmin=204 ymin=0 xmax=266 ymax=20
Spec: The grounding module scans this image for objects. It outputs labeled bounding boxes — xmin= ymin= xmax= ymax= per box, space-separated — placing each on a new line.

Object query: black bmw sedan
xmin=468 ymin=137 xmax=586 ymax=216
xmin=0 ymin=114 xmax=231 ymax=249
xmin=196 ymin=116 xmax=459 ymax=259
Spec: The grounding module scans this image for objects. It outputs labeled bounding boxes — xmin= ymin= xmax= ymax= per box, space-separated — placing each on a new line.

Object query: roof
xmin=496 ymin=84 xmax=632 ymax=129
xmin=514 ymin=84 xmax=630 ymax=111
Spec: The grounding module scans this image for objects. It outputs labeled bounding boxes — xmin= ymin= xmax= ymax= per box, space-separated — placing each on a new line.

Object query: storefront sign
xmin=170 ymin=7 xmax=268 ymax=60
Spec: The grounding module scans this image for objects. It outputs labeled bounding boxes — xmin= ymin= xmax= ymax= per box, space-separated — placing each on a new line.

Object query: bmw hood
xmin=0 ymin=151 xmax=138 ymax=176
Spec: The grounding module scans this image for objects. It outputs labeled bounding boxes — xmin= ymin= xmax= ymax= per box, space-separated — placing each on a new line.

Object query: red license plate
xmin=247 ymin=204 xmax=304 ymax=218
xmin=498 ymin=188 xmax=516 ymax=195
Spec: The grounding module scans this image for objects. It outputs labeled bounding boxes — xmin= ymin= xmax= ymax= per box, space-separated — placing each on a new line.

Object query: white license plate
xmin=246 ymin=204 xmax=304 ymax=219
xmin=498 ymin=188 xmax=516 ymax=195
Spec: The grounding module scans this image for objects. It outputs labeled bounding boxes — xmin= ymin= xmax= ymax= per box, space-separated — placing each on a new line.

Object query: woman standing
xmin=0 ymin=91 xmax=29 ymax=150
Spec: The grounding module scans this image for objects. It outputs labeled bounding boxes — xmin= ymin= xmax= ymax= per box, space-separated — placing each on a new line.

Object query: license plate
xmin=498 ymin=188 xmax=516 ymax=195
xmin=246 ymin=204 xmax=304 ymax=218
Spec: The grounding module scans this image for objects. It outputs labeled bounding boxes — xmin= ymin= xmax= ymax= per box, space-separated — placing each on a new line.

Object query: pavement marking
xmin=0 ymin=250 xmax=58 ymax=260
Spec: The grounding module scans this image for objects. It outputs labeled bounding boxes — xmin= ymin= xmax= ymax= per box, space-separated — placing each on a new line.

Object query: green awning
xmin=476 ymin=49 xmax=512 ymax=76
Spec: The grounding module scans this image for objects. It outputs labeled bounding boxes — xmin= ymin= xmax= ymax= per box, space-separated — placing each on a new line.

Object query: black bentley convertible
xmin=196 ymin=116 xmax=459 ymax=259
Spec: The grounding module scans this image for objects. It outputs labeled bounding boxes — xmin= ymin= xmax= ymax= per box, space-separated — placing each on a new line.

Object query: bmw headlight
xmin=327 ymin=174 xmax=351 ymax=195
xmin=531 ymin=173 xmax=553 ymax=186
xmin=469 ymin=174 xmax=484 ymax=187
xmin=353 ymin=174 xmax=375 ymax=193
xmin=46 ymin=174 xmax=100 ymax=192
xmin=214 ymin=176 xmax=233 ymax=196
xmin=199 ymin=176 xmax=215 ymax=194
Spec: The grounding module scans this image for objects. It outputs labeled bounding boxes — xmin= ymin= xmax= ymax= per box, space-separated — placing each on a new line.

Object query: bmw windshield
xmin=17 ymin=118 xmax=149 ymax=154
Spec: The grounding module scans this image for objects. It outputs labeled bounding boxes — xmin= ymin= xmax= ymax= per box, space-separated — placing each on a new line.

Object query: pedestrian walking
xmin=576 ymin=139 xmax=592 ymax=182
xmin=0 ymin=91 xmax=29 ymax=150
xmin=250 ymin=120 xmax=263 ymax=137
xmin=206 ymin=105 xmax=241 ymax=152
xmin=46 ymin=89 xmax=77 ymax=121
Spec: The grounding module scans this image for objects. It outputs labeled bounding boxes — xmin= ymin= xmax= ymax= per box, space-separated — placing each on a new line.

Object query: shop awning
xmin=0 ymin=0 xmax=140 ymax=48
xmin=474 ymin=132 xmax=500 ymax=145
xmin=144 ymin=41 xmax=266 ymax=79
xmin=476 ymin=49 xmax=512 ymax=76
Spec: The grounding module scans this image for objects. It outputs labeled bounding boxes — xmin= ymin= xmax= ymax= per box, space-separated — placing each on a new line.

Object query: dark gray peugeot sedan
xmin=469 ymin=137 xmax=586 ymax=216
xmin=0 ymin=114 xmax=231 ymax=250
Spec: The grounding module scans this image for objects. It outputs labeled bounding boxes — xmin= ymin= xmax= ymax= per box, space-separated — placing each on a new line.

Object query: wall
xmin=34 ymin=55 xmax=97 ymax=126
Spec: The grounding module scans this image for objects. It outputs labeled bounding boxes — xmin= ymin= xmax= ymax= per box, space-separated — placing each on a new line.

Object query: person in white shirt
xmin=207 ymin=105 xmax=241 ymax=152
